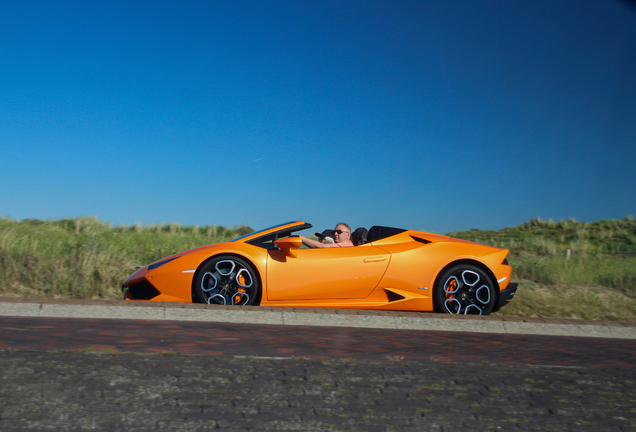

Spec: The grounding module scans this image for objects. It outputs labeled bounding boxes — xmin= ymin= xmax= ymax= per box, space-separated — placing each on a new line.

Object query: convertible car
xmin=122 ymin=221 xmax=518 ymax=315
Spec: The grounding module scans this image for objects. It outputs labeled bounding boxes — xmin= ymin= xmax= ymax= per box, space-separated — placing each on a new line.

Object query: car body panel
xmin=266 ymin=244 xmax=390 ymax=300
xmin=122 ymin=220 xmax=518 ymax=315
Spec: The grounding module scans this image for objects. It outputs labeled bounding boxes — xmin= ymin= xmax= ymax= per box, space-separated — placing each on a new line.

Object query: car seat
xmin=351 ymin=227 xmax=368 ymax=246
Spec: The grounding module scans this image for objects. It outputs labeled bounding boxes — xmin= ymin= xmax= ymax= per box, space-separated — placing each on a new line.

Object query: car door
xmin=266 ymin=245 xmax=390 ymax=300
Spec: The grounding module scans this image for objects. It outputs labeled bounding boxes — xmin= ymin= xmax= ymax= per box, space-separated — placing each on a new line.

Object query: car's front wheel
xmin=194 ymin=256 xmax=261 ymax=306
xmin=433 ymin=264 xmax=496 ymax=315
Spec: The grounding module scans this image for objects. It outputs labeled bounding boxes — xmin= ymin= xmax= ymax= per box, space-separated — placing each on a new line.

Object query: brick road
xmin=1 ymin=317 xmax=636 ymax=368
xmin=1 ymin=316 xmax=635 ymax=431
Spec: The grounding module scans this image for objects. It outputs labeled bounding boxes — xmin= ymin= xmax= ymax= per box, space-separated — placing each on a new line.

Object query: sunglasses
xmin=334 ymin=229 xmax=349 ymax=234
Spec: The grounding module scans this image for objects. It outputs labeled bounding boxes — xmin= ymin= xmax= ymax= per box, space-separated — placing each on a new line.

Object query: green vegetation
xmin=0 ymin=215 xmax=634 ymax=322
xmin=0 ymin=216 xmax=252 ymax=300
xmin=449 ymin=216 xmax=636 ymax=321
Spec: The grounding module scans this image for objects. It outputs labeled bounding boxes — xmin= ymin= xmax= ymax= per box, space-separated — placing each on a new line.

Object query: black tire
xmin=194 ymin=255 xmax=261 ymax=306
xmin=433 ymin=264 xmax=496 ymax=315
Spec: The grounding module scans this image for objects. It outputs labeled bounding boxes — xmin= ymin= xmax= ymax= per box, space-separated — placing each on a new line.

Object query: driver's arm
xmin=299 ymin=236 xmax=330 ymax=248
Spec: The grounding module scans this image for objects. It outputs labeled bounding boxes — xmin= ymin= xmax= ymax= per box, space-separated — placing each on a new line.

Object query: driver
xmin=300 ymin=223 xmax=354 ymax=248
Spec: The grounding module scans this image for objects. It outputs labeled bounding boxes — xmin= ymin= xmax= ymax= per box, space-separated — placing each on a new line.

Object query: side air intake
xmin=386 ymin=290 xmax=405 ymax=302
xmin=410 ymin=236 xmax=432 ymax=244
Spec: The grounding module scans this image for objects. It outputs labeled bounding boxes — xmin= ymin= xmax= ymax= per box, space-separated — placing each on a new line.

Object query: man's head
xmin=333 ymin=222 xmax=351 ymax=244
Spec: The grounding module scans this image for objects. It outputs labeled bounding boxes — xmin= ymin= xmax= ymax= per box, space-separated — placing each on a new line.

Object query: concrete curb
xmin=1 ymin=297 xmax=634 ymax=339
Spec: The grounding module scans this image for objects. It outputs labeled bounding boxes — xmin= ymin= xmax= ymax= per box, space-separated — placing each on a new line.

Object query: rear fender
xmin=432 ymin=258 xmax=501 ymax=308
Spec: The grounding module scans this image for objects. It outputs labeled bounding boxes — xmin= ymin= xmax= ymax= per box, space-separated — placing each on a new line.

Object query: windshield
xmin=246 ymin=223 xmax=313 ymax=250
xmin=230 ymin=221 xmax=301 ymax=242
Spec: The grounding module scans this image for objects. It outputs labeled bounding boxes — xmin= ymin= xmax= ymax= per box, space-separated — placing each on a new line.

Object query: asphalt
xmin=1 ymin=297 xmax=635 ymax=431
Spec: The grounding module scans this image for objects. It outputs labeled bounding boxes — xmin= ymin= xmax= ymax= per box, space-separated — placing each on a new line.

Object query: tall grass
xmin=448 ymin=215 xmax=636 ymax=321
xmin=0 ymin=217 xmax=252 ymax=300
xmin=447 ymin=216 xmax=636 ymax=286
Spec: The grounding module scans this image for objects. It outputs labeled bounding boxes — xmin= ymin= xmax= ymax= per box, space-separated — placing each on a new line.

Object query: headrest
xmin=351 ymin=227 xmax=368 ymax=246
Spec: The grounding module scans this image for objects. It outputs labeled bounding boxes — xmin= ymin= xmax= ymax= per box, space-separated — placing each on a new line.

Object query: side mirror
xmin=274 ymin=236 xmax=302 ymax=258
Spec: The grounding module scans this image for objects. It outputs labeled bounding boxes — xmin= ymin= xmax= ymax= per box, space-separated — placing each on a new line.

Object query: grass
xmin=0 ymin=216 xmax=252 ymax=300
xmin=448 ymin=216 xmax=636 ymax=321
xmin=0 ymin=215 xmax=634 ymax=322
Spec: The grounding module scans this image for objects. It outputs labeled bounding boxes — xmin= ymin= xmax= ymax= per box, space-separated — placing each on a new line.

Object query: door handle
xmin=363 ymin=257 xmax=386 ymax=263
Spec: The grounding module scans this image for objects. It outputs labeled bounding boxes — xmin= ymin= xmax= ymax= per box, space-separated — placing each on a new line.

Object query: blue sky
xmin=1 ymin=0 xmax=635 ymax=235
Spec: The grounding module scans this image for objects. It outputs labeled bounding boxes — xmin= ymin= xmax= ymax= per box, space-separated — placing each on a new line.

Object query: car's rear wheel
xmin=194 ymin=256 xmax=261 ymax=306
xmin=433 ymin=264 xmax=496 ymax=315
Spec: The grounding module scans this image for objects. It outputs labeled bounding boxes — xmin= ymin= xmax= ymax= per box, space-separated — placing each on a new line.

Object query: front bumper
xmin=121 ymin=280 xmax=160 ymax=301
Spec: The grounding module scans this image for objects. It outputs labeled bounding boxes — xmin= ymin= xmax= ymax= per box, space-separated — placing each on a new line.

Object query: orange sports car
xmin=122 ymin=221 xmax=518 ymax=315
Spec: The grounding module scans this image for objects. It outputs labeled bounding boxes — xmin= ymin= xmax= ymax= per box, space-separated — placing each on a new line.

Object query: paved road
xmin=2 ymin=316 xmax=636 ymax=369
xmin=1 ymin=298 xmax=635 ymax=431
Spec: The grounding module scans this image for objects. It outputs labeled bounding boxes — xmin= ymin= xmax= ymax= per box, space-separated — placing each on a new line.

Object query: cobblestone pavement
xmin=1 ymin=350 xmax=635 ymax=432
xmin=1 ymin=316 xmax=636 ymax=431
